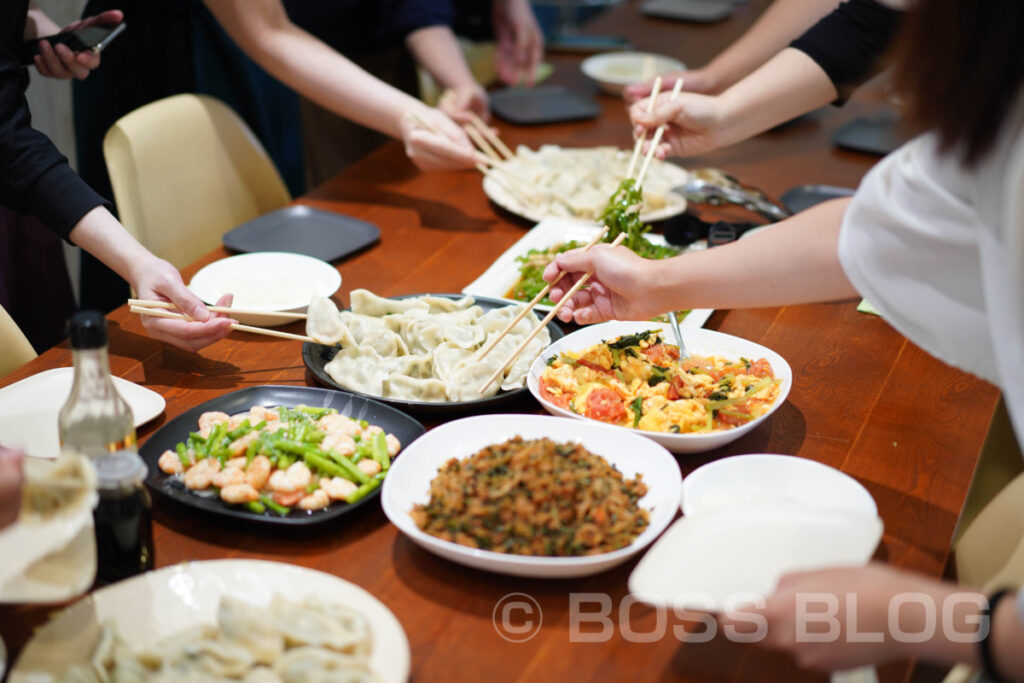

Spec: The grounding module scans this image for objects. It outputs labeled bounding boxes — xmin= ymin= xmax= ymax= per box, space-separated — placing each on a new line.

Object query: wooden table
xmin=1 ymin=2 xmax=998 ymax=681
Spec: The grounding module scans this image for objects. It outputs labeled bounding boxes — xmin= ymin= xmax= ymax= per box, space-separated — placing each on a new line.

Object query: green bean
xmin=370 ymin=432 xmax=390 ymax=471
xmin=226 ymin=419 xmax=252 ymax=441
xmin=175 ymin=443 xmax=191 ymax=467
xmin=296 ymin=405 xmax=336 ymax=418
xmin=245 ymin=500 xmax=266 ymax=514
xmin=304 ymin=450 xmax=369 ymax=484
xmin=346 ymin=478 xmax=382 ymax=504
xmin=260 ymin=495 xmax=290 ymax=517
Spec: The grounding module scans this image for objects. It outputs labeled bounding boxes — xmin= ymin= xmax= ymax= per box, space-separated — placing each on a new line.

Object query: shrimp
xmin=198 ymin=411 xmax=230 ymax=435
xmin=320 ymin=477 xmax=357 ymax=502
xmin=268 ymin=461 xmax=312 ymax=493
xmin=273 ymin=490 xmax=303 ymax=507
xmin=362 ymin=424 xmax=384 ymax=438
xmin=220 ymin=483 xmax=259 ymax=504
xmin=227 ymin=412 xmax=249 ymax=431
xmin=228 ymin=432 xmax=258 ymax=457
xmin=249 ymin=405 xmax=280 ymax=423
xmin=357 ymin=459 xmax=381 ymax=477
xmin=297 ymin=489 xmax=330 ymax=511
xmin=246 ymin=455 xmax=271 ymax=490
xmin=183 ymin=457 xmax=221 ymax=490
xmin=321 ymin=432 xmax=356 ymax=457
xmin=158 ymin=449 xmax=186 ymax=474
xmin=385 ymin=434 xmax=401 ymax=458
xmin=317 ymin=413 xmax=360 ymax=436
xmin=212 ymin=467 xmax=245 ymax=489
xmin=225 ymin=456 xmax=247 ymax=470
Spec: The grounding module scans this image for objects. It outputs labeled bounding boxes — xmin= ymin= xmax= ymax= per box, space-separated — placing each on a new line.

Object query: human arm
xmin=406 ymin=25 xmax=489 ymax=123
xmin=492 ymin=0 xmax=543 ymax=86
xmin=544 ymin=198 xmax=856 ymax=324
xmin=203 ymin=0 xmax=478 ymax=171
xmin=24 ymin=3 xmax=123 ymax=80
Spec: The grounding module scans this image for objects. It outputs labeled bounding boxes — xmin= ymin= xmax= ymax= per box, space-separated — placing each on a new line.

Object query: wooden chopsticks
xmin=479 ymin=232 xmax=627 ymax=394
xmin=128 ymin=298 xmax=308 ymax=320
xmin=626 ymin=75 xmax=662 ymax=181
xmin=635 ymin=78 xmax=685 ymax=188
xmin=129 ymin=305 xmax=316 ymax=343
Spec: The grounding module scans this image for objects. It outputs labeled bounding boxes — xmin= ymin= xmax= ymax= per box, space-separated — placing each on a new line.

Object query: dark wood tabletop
xmin=0 ymin=2 xmax=998 ymax=681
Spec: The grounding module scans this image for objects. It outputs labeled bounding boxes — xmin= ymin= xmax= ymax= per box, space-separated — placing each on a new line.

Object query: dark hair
xmin=893 ymin=0 xmax=1024 ymax=167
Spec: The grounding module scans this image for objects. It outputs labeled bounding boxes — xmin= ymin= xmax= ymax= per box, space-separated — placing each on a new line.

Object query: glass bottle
xmin=58 ymin=310 xmax=136 ymax=457
xmin=92 ymin=450 xmax=155 ymax=583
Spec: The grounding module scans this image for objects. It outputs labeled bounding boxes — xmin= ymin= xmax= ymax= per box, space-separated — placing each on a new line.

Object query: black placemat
xmin=223 ymin=205 xmax=380 ymax=262
xmin=490 ymin=86 xmax=602 ymax=125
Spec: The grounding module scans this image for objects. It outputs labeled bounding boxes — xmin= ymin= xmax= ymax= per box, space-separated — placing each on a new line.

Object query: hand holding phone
xmin=21 ymin=12 xmax=124 ymax=79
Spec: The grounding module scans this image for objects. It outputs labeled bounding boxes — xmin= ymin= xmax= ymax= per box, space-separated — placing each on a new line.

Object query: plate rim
xmin=188 ymin=250 xmax=342 ymax=312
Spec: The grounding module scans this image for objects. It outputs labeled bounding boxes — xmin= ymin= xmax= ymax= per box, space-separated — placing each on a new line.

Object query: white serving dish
xmin=462 ymin=217 xmax=713 ymax=324
xmin=10 ymin=559 xmax=410 ymax=683
xmin=527 ymin=321 xmax=792 ymax=454
xmin=0 ymin=368 xmax=165 ymax=459
xmin=381 ymin=414 xmax=681 ymax=578
xmin=188 ymin=251 xmax=341 ymax=327
xmin=581 ymin=52 xmax=685 ymax=96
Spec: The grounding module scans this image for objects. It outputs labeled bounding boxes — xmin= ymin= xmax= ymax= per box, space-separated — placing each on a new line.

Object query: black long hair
xmin=893 ymin=0 xmax=1024 ymax=167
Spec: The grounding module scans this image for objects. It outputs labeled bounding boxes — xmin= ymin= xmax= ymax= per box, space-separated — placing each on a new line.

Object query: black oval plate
xmin=139 ymin=385 xmax=426 ymax=526
xmin=302 ymin=293 xmax=564 ymax=417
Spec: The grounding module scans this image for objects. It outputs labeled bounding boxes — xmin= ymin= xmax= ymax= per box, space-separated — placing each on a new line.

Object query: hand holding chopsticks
xmin=128 ymin=299 xmax=308 ymax=320
xmin=129 ymin=303 xmax=316 ymax=344
xmin=635 ymin=78 xmax=685 ymax=188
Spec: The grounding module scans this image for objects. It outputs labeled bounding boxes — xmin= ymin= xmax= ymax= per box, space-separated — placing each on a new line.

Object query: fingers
xmin=34 ymin=39 xmax=96 ymax=79
xmin=141 ymin=317 xmax=234 ymax=354
xmin=77 ymin=10 xmax=123 ymax=29
xmin=404 ymin=128 xmax=478 ymax=171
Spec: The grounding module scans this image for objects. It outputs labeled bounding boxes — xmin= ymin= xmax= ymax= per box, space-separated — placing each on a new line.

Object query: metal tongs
xmin=680 ymin=168 xmax=792 ymax=222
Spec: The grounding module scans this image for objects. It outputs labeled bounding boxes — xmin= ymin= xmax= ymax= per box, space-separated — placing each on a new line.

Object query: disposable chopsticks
xmin=626 ymin=75 xmax=662 ymax=181
xmin=129 ymin=305 xmax=315 ymax=343
xmin=127 ymin=298 xmax=308 ymax=321
xmin=635 ymin=78 xmax=685 ymax=188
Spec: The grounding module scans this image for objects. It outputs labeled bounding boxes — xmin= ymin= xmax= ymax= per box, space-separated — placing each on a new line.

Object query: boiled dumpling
xmin=501 ymin=326 xmax=550 ymax=392
xmin=418 ymin=294 xmax=475 ymax=313
xmin=306 ymin=296 xmax=351 ymax=346
xmin=444 ymin=358 xmax=503 ymax=402
xmin=379 ymin=353 xmax=432 ymax=379
xmin=350 ymin=289 xmax=428 ymax=316
xmin=271 ymin=596 xmax=371 ymax=654
xmin=167 ymin=639 xmax=256 ymax=678
xmin=385 ymin=374 xmax=448 ymax=402
xmin=218 ymin=597 xmax=285 ymax=665
xmin=431 ymin=342 xmax=475 ymax=384
xmin=272 ymin=647 xmax=374 ymax=683
xmin=325 ymin=346 xmax=388 ymax=396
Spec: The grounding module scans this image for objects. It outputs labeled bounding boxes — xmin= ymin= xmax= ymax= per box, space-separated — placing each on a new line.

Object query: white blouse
xmin=838 ymin=92 xmax=1024 ymax=443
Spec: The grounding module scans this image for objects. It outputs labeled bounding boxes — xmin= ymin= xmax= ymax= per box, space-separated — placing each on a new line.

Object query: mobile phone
xmin=21 ymin=21 xmax=126 ymax=65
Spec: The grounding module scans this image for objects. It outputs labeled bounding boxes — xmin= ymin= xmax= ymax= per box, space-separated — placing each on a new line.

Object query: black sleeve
xmin=384 ymin=0 xmax=456 ymax=40
xmin=790 ymin=0 xmax=904 ymax=104
xmin=0 ymin=41 xmax=108 ymax=240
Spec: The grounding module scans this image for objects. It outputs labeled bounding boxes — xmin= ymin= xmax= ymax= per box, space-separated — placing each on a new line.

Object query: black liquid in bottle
xmin=93 ymin=451 xmax=154 ymax=584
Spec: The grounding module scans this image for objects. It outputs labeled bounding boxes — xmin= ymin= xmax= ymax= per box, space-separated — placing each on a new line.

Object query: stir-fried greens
xmin=601 ymin=179 xmax=678 ymax=259
xmin=411 ymin=436 xmax=649 ymax=556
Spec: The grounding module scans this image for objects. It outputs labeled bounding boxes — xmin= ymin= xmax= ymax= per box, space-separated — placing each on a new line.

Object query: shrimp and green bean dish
xmin=157 ymin=405 xmax=401 ymax=516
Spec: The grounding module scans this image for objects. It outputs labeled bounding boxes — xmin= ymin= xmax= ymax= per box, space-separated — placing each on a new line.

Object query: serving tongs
xmin=680 ymin=168 xmax=791 ymax=222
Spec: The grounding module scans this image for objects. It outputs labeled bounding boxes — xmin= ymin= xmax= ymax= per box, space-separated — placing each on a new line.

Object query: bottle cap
xmin=93 ymin=451 xmax=147 ymax=490
xmin=66 ymin=310 xmax=108 ymax=349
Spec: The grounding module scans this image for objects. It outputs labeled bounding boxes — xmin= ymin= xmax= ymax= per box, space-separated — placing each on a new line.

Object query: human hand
xmin=32 ymin=9 xmax=122 ymax=80
xmin=493 ymin=0 xmax=544 ymax=86
xmin=0 ymin=446 xmax=24 ymax=529
xmin=630 ymin=90 xmax=724 ymax=159
xmin=130 ymin=257 xmax=235 ymax=353
xmin=399 ymin=107 xmax=481 ymax=171
xmin=544 ymin=245 xmax=668 ymax=324
xmin=623 ymin=68 xmax=720 ymax=104
xmin=438 ymin=84 xmax=490 ymax=124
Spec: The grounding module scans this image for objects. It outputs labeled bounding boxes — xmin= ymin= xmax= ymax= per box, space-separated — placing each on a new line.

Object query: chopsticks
xmin=466 ymin=111 xmax=516 ymax=162
xmin=635 ymin=78 xmax=685 ymax=188
xmin=476 ymin=225 xmax=609 ymax=362
xmin=128 ymin=298 xmax=308 ymax=321
xmin=479 ymin=232 xmax=627 ymax=394
xmin=129 ymin=305 xmax=316 ymax=343
xmin=626 ymin=76 xmax=662 ymax=180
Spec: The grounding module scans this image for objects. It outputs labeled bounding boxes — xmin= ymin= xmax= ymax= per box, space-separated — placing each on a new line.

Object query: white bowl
xmin=528 ymin=321 xmax=792 ymax=454
xmin=188 ymin=251 xmax=341 ymax=327
xmin=381 ymin=414 xmax=682 ymax=578
xmin=682 ymin=453 xmax=878 ymax=517
xmin=581 ymin=52 xmax=685 ymax=96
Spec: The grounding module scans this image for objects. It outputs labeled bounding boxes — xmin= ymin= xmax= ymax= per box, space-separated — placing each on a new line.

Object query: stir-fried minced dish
xmin=410 ymin=436 xmax=649 ymax=556
xmin=538 ymin=330 xmax=782 ymax=433
xmin=158 ymin=405 xmax=400 ymax=517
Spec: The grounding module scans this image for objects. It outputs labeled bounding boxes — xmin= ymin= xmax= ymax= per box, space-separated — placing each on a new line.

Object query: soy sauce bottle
xmin=93 ymin=451 xmax=154 ymax=583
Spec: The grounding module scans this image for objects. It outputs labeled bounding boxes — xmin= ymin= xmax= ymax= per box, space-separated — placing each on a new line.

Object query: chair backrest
xmin=0 ymin=304 xmax=37 ymax=378
xmin=103 ymin=94 xmax=291 ymax=269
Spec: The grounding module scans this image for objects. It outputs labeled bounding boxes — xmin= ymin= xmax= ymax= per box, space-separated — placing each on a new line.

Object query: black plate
xmin=490 ymin=86 xmax=602 ymax=125
xmin=302 ymin=293 xmax=565 ymax=417
xmin=139 ymin=385 xmax=425 ymax=526
xmin=222 ymin=205 xmax=380 ymax=262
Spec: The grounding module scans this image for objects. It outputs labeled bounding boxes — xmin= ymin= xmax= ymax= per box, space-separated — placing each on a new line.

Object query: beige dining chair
xmin=0 ymin=304 xmax=37 ymax=378
xmin=103 ymin=93 xmax=292 ymax=269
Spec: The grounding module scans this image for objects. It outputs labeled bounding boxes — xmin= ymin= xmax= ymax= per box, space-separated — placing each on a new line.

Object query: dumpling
xmin=337 ymin=312 xmax=407 ymax=358
xmin=324 ymin=346 xmax=388 ymax=397
xmin=168 ymin=639 xmax=256 ymax=678
xmin=379 ymin=353 xmax=433 ymax=379
xmin=218 ymin=597 xmax=285 ymax=665
xmin=431 ymin=342 xmax=475 ymax=384
xmin=385 ymin=374 xmax=448 ymax=402
xmin=349 ymin=289 xmax=428 ymax=316
xmin=401 ymin=317 xmax=445 ymax=356
xmin=306 ymin=296 xmax=351 ymax=346
xmin=271 ymin=596 xmax=371 ymax=654
xmin=417 ymin=294 xmax=475 ymax=313
xmin=272 ymin=647 xmax=374 ymax=683
xmin=444 ymin=358 xmax=503 ymax=402
xmin=501 ymin=326 xmax=551 ymax=392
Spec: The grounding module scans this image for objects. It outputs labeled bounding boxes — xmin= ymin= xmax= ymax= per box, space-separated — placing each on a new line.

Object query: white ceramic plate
xmin=188 ymin=251 xmax=342 ymax=327
xmin=581 ymin=52 xmax=685 ymax=96
xmin=482 ymin=157 xmax=689 ymax=224
xmin=462 ymin=217 xmax=713 ymax=325
xmin=0 ymin=368 xmax=165 ymax=459
xmin=381 ymin=414 xmax=681 ymax=578
xmin=527 ymin=321 xmax=792 ymax=454
xmin=11 ymin=559 xmax=411 ymax=683
xmin=682 ymin=454 xmax=878 ymax=517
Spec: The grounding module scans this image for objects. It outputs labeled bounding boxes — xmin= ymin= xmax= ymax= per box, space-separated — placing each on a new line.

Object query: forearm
xmin=703 ymin=0 xmax=840 ymax=91
xmin=714 ymin=47 xmax=837 ymax=148
xmin=68 ymin=206 xmax=155 ymax=289
xmin=648 ymin=198 xmax=856 ymax=312
xmin=406 ymin=26 xmax=476 ymax=91
xmin=24 ymin=2 xmax=61 ymax=40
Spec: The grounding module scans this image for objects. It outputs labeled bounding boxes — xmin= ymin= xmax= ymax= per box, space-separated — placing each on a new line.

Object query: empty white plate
xmin=0 ymin=368 xmax=165 ymax=459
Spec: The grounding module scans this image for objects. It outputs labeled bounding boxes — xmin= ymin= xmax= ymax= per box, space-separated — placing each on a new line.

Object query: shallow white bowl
xmin=528 ymin=321 xmax=792 ymax=454
xmin=682 ymin=453 xmax=877 ymax=517
xmin=381 ymin=414 xmax=681 ymax=578
xmin=188 ymin=251 xmax=341 ymax=327
xmin=581 ymin=52 xmax=685 ymax=96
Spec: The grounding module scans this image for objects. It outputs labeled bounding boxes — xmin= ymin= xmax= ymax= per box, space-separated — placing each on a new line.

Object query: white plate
xmin=482 ymin=155 xmax=689 ymax=224
xmin=682 ymin=454 xmax=878 ymax=517
xmin=628 ymin=509 xmax=883 ymax=612
xmin=0 ymin=368 xmax=165 ymax=459
xmin=381 ymin=414 xmax=681 ymax=578
xmin=581 ymin=52 xmax=685 ymax=96
xmin=462 ymin=217 xmax=713 ymax=325
xmin=527 ymin=321 xmax=792 ymax=454
xmin=188 ymin=251 xmax=342 ymax=327
xmin=10 ymin=559 xmax=411 ymax=683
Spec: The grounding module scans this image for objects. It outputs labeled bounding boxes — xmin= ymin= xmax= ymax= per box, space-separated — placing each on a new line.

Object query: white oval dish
xmin=581 ymin=52 xmax=685 ymax=96
xmin=528 ymin=321 xmax=792 ymax=454
xmin=10 ymin=559 xmax=410 ymax=683
xmin=188 ymin=251 xmax=341 ymax=327
xmin=381 ymin=414 xmax=682 ymax=578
